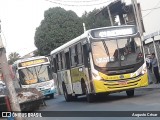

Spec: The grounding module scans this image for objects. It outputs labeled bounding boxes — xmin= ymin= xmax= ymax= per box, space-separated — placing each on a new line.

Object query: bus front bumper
xmin=93 ymin=73 xmax=148 ymax=93
xmin=41 ymin=88 xmax=56 ymax=96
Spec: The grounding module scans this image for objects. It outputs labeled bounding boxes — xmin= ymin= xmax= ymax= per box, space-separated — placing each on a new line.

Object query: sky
xmin=0 ymin=0 xmax=160 ymax=58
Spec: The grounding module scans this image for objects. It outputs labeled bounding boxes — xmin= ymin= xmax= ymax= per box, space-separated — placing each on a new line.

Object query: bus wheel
xmin=86 ymin=89 xmax=95 ymax=103
xmin=81 ymin=80 xmax=86 ymax=94
xmin=49 ymin=93 xmax=54 ymax=99
xmin=87 ymin=94 xmax=95 ymax=103
xmin=126 ymin=90 xmax=134 ymax=97
xmin=62 ymin=83 xmax=72 ymax=102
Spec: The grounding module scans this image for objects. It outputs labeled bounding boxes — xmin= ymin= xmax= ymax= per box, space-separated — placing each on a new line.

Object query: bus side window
xmin=65 ymin=51 xmax=70 ymax=69
xmin=56 ymin=54 xmax=59 ymax=70
xmin=48 ymin=66 xmax=53 ymax=79
xmin=74 ymin=45 xmax=78 ymax=64
xmin=77 ymin=43 xmax=83 ymax=65
xmin=58 ymin=53 xmax=62 ymax=70
xmin=51 ymin=56 xmax=57 ymax=73
xmin=61 ymin=52 xmax=65 ymax=70
xmin=83 ymin=44 xmax=89 ymax=67
xmin=60 ymin=52 xmax=64 ymax=70
xmin=71 ymin=46 xmax=78 ymax=66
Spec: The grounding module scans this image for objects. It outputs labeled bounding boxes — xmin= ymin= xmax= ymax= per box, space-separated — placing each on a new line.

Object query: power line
xmin=143 ymin=1 xmax=160 ymax=18
xmin=142 ymin=6 xmax=160 ymax=11
xmin=45 ymin=0 xmax=113 ymax=6
xmin=47 ymin=0 xmax=105 ymax=2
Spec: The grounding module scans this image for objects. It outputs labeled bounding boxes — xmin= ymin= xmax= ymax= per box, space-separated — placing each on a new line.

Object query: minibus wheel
xmin=49 ymin=93 xmax=54 ymax=99
xmin=86 ymin=88 xmax=95 ymax=103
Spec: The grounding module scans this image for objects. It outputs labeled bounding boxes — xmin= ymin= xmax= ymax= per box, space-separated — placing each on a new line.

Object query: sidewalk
xmin=143 ymin=83 xmax=160 ymax=89
xmin=137 ymin=83 xmax=160 ymax=91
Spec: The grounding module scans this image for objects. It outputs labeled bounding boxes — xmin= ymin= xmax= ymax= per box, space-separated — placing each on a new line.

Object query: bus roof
xmin=14 ymin=56 xmax=48 ymax=64
xmin=50 ymin=25 xmax=136 ymax=55
xmin=50 ymin=30 xmax=90 ymax=55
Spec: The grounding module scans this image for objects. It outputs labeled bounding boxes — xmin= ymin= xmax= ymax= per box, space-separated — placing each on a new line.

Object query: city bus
xmin=50 ymin=25 xmax=148 ymax=102
xmin=13 ymin=56 xmax=56 ymax=98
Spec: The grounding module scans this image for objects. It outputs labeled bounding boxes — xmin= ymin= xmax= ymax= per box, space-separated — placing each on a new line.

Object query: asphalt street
xmin=26 ymin=85 xmax=160 ymax=120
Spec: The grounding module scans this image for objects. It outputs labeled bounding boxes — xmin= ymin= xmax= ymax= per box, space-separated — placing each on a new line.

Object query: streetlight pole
xmin=0 ymin=20 xmax=23 ymax=120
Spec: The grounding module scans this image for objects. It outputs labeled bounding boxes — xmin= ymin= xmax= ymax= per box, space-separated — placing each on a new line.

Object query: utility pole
xmin=131 ymin=0 xmax=143 ymax=35
xmin=132 ymin=0 xmax=160 ymax=71
xmin=107 ymin=5 xmax=113 ymax=26
xmin=132 ymin=0 xmax=143 ymax=35
xmin=0 ymin=21 xmax=23 ymax=120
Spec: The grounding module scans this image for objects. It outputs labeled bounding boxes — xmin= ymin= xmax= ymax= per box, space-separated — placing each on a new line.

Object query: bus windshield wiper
xmin=102 ymin=40 xmax=110 ymax=61
xmin=36 ymin=64 xmax=48 ymax=82
xmin=25 ymin=67 xmax=34 ymax=78
xmin=37 ymin=64 xmax=43 ymax=76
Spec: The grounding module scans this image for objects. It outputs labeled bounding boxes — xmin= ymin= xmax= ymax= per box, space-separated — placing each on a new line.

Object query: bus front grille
xmin=103 ymin=78 xmax=141 ymax=89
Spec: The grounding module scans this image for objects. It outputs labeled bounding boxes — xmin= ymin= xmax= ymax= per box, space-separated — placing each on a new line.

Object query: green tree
xmin=34 ymin=7 xmax=83 ymax=55
xmin=8 ymin=52 xmax=21 ymax=65
xmin=33 ymin=49 xmax=40 ymax=56
xmin=81 ymin=8 xmax=112 ymax=30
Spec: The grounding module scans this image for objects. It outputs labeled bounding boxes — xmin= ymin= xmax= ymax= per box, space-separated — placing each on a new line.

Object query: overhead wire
xmin=142 ymin=6 xmax=160 ymax=12
xmin=45 ymin=0 xmax=113 ymax=6
xmin=44 ymin=0 xmax=160 ymax=21
xmin=47 ymin=0 xmax=105 ymax=2
xmin=143 ymin=0 xmax=160 ymax=18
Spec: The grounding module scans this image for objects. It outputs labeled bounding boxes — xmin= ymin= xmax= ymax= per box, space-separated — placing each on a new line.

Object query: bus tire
xmin=87 ymin=94 xmax=95 ymax=103
xmin=126 ymin=90 xmax=134 ymax=97
xmin=81 ymin=79 xmax=86 ymax=94
xmin=62 ymin=83 xmax=72 ymax=102
xmin=86 ymin=88 xmax=95 ymax=103
xmin=49 ymin=93 xmax=54 ymax=99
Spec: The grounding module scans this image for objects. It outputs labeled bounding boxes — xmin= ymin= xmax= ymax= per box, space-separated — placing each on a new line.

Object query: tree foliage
xmin=34 ymin=7 xmax=83 ymax=55
xmin=33 ymin=49 xmax=40 ymax=56
xmin=34 ymin=7 xmax=114 ymax=55
xmin=81 ymin=9 xmax=112 ymax=30
xmin=8 ymin=52 xmax=21 ymax=65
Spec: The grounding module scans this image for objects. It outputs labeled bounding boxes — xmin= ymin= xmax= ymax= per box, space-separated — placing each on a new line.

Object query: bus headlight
xmin=51 ymin=86 xmax=55 ymax=90
xmin=92 ymin=72 xmax=103 ymax=80
xmin=141 ymin=67 xmax=147 ymax=74
xmin=50 ymin=83 xmax=55 ymax=90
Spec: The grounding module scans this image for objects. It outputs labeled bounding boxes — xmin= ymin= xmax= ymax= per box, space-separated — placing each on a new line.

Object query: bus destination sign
xmin=19 ymin=58 xmax=48 ymax=67
xmin=90 ymin=26 xmax=137 ymax=38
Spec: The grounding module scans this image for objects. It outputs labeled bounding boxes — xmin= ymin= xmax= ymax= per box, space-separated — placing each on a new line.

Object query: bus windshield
xmin=91 ymin=37 xmax=143 ymax=69
xmin=18 ymin=64 xmax=53 ymax=85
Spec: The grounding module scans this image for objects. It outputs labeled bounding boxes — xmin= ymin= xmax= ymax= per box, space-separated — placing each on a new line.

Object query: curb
xmin=136 ymin=85 xmax=160 ymax=91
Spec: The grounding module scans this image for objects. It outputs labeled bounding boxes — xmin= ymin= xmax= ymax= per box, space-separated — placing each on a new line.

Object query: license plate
xmin=118 ymin=81 xmax=127 ymax=85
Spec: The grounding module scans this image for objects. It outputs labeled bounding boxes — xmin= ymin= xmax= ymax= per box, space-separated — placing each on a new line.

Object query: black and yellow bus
xmin=50 ymin=25 xmax=148 ymax=102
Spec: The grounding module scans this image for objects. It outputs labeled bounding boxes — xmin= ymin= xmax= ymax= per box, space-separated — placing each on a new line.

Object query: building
xmin=143 ymin=31 xmax=160 ymax=66
xmin=21 ymin=49 xmax=37 ymax=59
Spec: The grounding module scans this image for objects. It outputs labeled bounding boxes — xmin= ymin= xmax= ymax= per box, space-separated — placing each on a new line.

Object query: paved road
xmin=26 ymin=85 xmax=160 ymax=120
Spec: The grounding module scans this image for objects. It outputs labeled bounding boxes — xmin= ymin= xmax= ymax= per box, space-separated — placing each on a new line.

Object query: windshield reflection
xmin=18 ymin=65 xmax=52 ymax=85
xmin=91 ymin=37 xmax=143 ymax=69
